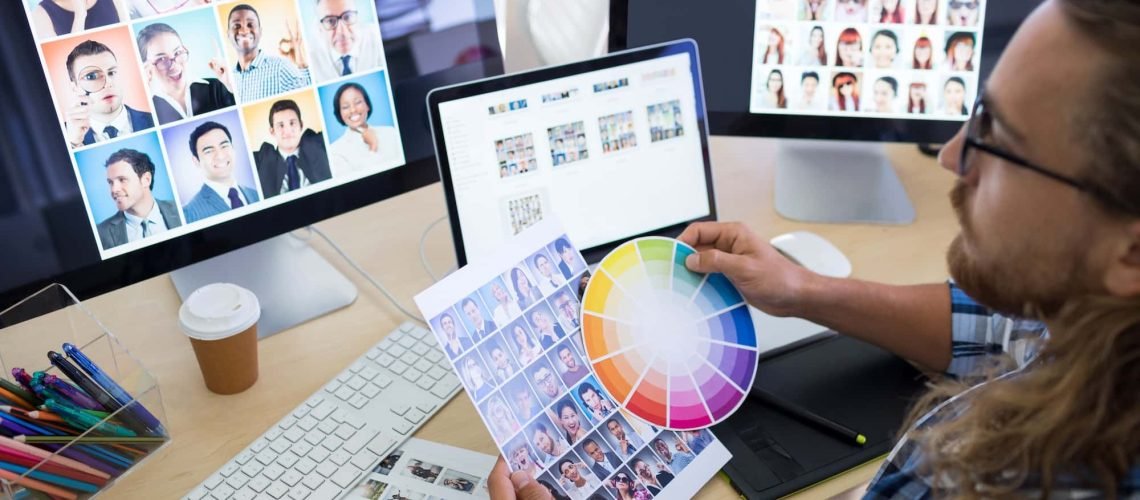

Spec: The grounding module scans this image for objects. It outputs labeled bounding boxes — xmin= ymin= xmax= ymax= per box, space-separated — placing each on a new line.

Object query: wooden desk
xmin=90 ymin=137 xmax=957 ymax=499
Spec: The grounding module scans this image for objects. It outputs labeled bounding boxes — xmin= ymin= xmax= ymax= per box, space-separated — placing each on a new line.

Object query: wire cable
xmin=297 ymin=226 xmax=425 ymax=324
xmin=419 ymin=216 xmax=451 ymax=283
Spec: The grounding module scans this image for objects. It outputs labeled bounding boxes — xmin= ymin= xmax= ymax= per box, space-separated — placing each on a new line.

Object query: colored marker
xmin=46 ymin=352 xmax=150 ymax=436
xmin=62 ymin=344 xmax=166 ymax=436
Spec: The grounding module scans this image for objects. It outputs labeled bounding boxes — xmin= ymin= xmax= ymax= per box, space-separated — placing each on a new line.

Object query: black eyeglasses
xmin=614 ymin=475 xmax=631 ymax=484
xmin=960 ymin=94 xmax=1105 ymax=197
xmin=319 ymin=10 xmax=358 ymax=31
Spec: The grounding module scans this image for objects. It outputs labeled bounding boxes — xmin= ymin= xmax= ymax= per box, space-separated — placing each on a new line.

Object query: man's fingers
xmin=511 ymin=469 xmax=553 ymax=500
xmin=678 ymin=221 xmax=747 ymax=254
xmin=685 ymin=248 xmax=746 ymax=275
xmin=487 ymin=458 xmax=515 ymax=499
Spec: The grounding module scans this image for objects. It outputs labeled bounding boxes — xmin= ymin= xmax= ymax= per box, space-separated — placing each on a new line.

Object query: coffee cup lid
xmin=179 ymin=283 xmax=260 ymax=341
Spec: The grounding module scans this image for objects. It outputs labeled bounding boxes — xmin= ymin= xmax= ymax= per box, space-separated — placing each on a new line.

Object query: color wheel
xmin=582 ymin=237 xmax=758 ymax=430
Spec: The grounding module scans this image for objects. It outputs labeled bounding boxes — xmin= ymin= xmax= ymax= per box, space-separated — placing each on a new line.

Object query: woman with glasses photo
xmin=136 ymin=22 xmax=235 ymax=125
xmin=830 ymin=72 xmax=860 ymax=111
xmin=609 ymin=469 xmax=653 ymax=500
xmin=762 ymin=69 xmax=788 ymax=109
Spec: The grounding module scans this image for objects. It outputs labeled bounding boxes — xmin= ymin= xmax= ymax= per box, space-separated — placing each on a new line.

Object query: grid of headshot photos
xmin=599 ymin=112 xmax=638 ymax=154
xmin=346 ymin=439 xmax=496 ymax=500
xmin=495 ymin=133 xmax=538 ymax=178
xmin=505 ymin=193 xmax=545 ymax=236
xmin=647 ymin=100 xmax=685 ymax=143
xmin=548 ymin=122 xmax=589 ymax=167
xmin=23 ymin=0 xmax=405 ymax=259
xmin=426 ymin=236 xmax=719 ymax=499
xmin=749 ymin=0 xmax=984 ymax=119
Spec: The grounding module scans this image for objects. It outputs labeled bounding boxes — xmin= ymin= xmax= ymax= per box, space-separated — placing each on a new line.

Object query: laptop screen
xmin=433 ymin=44 xmax=714 ymax=265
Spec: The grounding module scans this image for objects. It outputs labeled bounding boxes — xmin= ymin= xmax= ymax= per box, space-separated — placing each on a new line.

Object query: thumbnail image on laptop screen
xmin=749 ymin=0 xmax=985 ymax=120
xmin=436 ymin=51 xmax=712 ymax=263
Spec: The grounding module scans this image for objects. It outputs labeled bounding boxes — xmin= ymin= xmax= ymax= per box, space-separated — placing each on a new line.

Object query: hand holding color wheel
xmin=581 ymin=237 xmax=759 ymax=429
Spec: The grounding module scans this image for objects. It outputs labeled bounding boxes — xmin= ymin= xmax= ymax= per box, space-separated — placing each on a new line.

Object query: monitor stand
xmin=170 ymin=233 xmax=358 ymax=339
xmin=775 ymin=139 xmax=916 ymax=224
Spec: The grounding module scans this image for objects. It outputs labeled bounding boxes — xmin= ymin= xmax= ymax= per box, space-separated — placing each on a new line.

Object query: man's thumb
xmin=685 ymin=249 xmax=741 ymax=274
xmin=511 ymin=471 xmax=553 ymax=500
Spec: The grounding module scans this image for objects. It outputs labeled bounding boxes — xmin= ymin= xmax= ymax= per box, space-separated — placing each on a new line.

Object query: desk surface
xmin=91 ymin=137 xmax=957 ymax=499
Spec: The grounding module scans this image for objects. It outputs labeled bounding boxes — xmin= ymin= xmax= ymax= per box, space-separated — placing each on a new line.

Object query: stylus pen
xmin=749 ymin=387 xmax=867 ymax=446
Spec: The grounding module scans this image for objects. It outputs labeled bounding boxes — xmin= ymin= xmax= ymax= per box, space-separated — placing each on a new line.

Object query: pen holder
xmin=0 ymin=284 xmax=170 ymax=499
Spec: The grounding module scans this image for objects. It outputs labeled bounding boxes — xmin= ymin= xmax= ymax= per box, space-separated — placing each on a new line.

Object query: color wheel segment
xmin=582 ymin=237 xmax=758 ymax=430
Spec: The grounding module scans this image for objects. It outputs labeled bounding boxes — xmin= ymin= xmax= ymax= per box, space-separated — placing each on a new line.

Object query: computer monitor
xmin=0 ymin=0 xmax=502 ymax=335
xmin=609 ymin=0 xmax=1036 ymax=224
xmin=427 ymin=40 xmax=716 ymax=266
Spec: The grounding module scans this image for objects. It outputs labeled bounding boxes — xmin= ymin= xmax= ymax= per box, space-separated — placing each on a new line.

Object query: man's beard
xmin=946 ymin=181 xmax=1082 ymax=318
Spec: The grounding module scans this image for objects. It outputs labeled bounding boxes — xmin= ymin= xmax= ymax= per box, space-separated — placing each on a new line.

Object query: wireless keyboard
xmin=184 ymin=322 xmax=461 ymax=500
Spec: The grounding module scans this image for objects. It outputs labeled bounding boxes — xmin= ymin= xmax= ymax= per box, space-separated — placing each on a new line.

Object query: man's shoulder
xmin=97 ymin=211 xmax=125 ymax=229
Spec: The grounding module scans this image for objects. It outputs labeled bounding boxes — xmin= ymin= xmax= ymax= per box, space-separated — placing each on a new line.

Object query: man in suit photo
xmin=252 ymin=99 xmax=331 ymax=198
xmin=63 ymin=40 xmax=155 ymax=148
xmin=461 ymin=296 xmax=497 ymax=341
xmin=581 ymin=438 xmax=621 ymax=480
xmin=309 ymin=0 xmax=386 ymax=82
xmin=182 ymin=121 xmax=260 ymax=223
xmin=136 ymin=23 xmax=236 ymax=125
xmin=97 ymin=148 xmax=182 ymax=250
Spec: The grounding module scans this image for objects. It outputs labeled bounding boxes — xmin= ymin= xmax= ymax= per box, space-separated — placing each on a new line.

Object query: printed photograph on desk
xmin=351 ymin=437 xmax=496 ymax=499
xmin=414 ymin=218 xmax=732 ymax=499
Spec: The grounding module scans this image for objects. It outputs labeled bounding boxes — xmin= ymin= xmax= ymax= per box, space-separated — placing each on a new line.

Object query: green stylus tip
xmin=856 ymin=434 xmax=867 ymax=445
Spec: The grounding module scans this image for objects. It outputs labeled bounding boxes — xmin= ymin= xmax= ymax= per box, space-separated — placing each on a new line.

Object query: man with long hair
xmin=490 ymin=0 xmax=1140 ymax=497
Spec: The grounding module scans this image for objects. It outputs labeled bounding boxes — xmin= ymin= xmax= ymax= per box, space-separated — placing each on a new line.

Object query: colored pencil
xmin=0 ymin=406 xmax=65 ymax=425
xmin=0 ymin=461 xmax=99 ymax=493
xmin=0 ymin=446 xmax=108 ymax=486
xmin=0 ymin=467 xmax=77 ymax=500
xmin=0 ymin=436 xmax=110 ymax=479
xmin=0 ymin=387 xmax=34 ymax=412
xmin=16 ymin=436 xmax=166 ymax=445
xmin=0 ymin=380 xmax=39 ymax=409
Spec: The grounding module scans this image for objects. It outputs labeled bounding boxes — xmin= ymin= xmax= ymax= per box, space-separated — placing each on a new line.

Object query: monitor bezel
xmin=427 ymin=39 xmax=718 ymax=267
xmin=607 ymin=0 xmax=975 ymax=141
xmin=0 ymin=18 xmax=503 ymax=311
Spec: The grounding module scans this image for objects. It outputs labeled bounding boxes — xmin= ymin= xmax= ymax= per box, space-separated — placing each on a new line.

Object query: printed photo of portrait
xmin=527 ymin=248 xmax=565 ymax=296
xmin=573 ymin=376 xmax=617 ymax=423
xmin=373 ymin=449 xmax=403 ymax=475
xmin=756 ymin=25 xmax=787 ymax=65
xmin=830 ymin=71 xmax=863 ymax=112
xmin=132 ymin=9 xmax=236 ymax=126
xmin=606 ymin=466 xmax=655 ymax=500
xmin=548 ymin=236 xmax=586 ymax=280
xmin=601 ymin=414 xmax=645 ymax=459
xmin=502 ymin=372 xmax=543 ymax=424
xmin=438 ymin=468 xmax=481 ymax=494
xmin=800 ymin=0 xmax=830 ymax=21
xmin=527 ymin=302 xmax=566 ymax=351
xmin=528 ymin=357 xmax=566 ymax=406
xmin=457 ymin=349 xmax=495 ymax=402
xmin=551 ymin=395 xmax=593 ymax=446
xmin=554 ymin=451 xmax=603 ymax=498
xmin=126 ymin=0 xmax=210 ymax=20
xmin=649 ymin=432 xmax=696 ymax=475
xmin=296 ymin=0 xmax=385 ymax=83
xmin=868 ymin=74 xmax=901 ymax=114
xmin=26 ymin=0 xmax=123 ymax=40
xmin=161 ymin=111 xmax=261 ymax=224
xmin=480 ymin=275 xmax=523 ymax=327
xmin=526 ymin=413 xmax=570 ymax=467
xmin=42 ymin=26 xmax=155 ymax=149
xmin=548 ymin=285 xmax=581 ymax=332
xmin=317 ymin=70 xmax=404 ymax=178
xmin=401 ymin=459 xmax=442 ymax=484
xmin=481 ymin=391 xmax=521 ymax=443
xmin=869 ymin=29 xmax=901 ymax=69
xmin=548 ymin=339 xmax=588 ymax=387
xmin=947 ymin=0 xmax=981 ymax=27
xmin=631 ymin=447 xmax=675 ymax=495
xmin=944 ymin=31 xmax=977 ymax=72
xmin=872 ymin=0 xmax=906 ymax=23
xmin=535 ymin=471 xmax=571 ymax=500
xmin=503 ymin=264 xmax=544 ymax=312
xmin=458 ymin=292 xmax=498 ymax=341
xmin=504 ymin=433 xmax=541 ymax=474
xmin=216 ymin=0 xmax=311 ymax=103
xmin=479 ymin=332 xmax=520 ymax=385
xmin=243 ymin=89 xmax=332 ymax=198
xmin=577 ymin=432 xmax=622 ymax=482
xmin=74 ymin=132 xmax=182 ymax=252
xmin=503 ymin=317 xmax=544 ymax=366
xmin=833 ymin=0 xmax=868 ymax=22
xmin=431 ymin=306 xmax=473 ymax=360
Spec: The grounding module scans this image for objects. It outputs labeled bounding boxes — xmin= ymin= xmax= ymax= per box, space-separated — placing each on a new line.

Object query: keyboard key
xmin=344 ymin=414 xmax=367 ymax=430
xmin=281 ymin=470 xmax=303 ymax=487
xmin=305 ymin=397 xmax=323 ymax=408
xmin=407 ymin=326 xmax=426 ymax=338
xmin=403 ymin=369 xmax=422 ymax=383
xmin=342 ymin=430 xmax=378 ymax=455
xmin=240 ymin=462 xmax=264 ymax=478
xmin=411 ymin=343 xmax=430 ymax=356
xmin=374 ymin=374 xmax=394 ymax=388
xmin=399 ymin=350 xmax=419 ymax=365
xmin=283 ymin=428 xmax=305 ymax=443
xmin=413 ymin=359 xmax=433 ymax=372
xmin=302 ymin=474 xmax=324 ymax=490
xmin=315 ymin=462 xmax=337 ymax=478
xmin=346 ymin=376 xmax=367 ymax=391
xmin=349 ymin=451 xmax=379 ymax=471
xmin=187 ymin=487 xmax=208 ymax=500
xmin=256 ymin=451 xmax=277 ymax=466
xmin=263 ymin=463 xmax=286 ymax=481
xmin=349 ymin=394 xmax=370 ymax=409
xmin=277 ymin=453 xmax=299 ymax=469
xmin=310 ymin=402 xmax=336 ymax=421
xmin=389 ymin=360 xmax=409 ymax=375
xmin=375 ymin=354 xmax=395 ymax=367
xmin=309 ymin=447 xmax=331 ymax=463
xmin=400 ymin=322 xmax=417 ymax=333
xmin=266 ymin=483 xmax=290 ymax=499
xmin=317 ymin=420 xmax=338 ymax=435
xmin=270 ymin=439 xmax=292 ymax=455
xmin=204 ymin=474 xmax=224 ymax=489
xmin=333 ymin=386 xmax=355 ymax=401
xmin=350 ymin=361 xmax=366 ymax=373
xmin=388 ymin=345 xmax=407 ymax=357
xmin=309 ymin=482 xmax=343 ymax=500
xmin=330 ymin=450 xmax=352 ymax=466
xmin=331 ymin=466 xmax=362 ymax=489
xmin=367 ymin=435 xmax=397 ymax=456
xmin=390 ymin=405 xmax=410 ymax=416
xmin=225 ymin=474 xmax=248 ymax=490
xmin=290 ymin=442 xmax=313 ymax=458
xmin=431 ymin=378 xmax=460 ymax=399
xmin=220 ymin=462 xmax=241 ymax=478
xmin=304 ymin=432 xmax=324 ymax=446
xmin=250 ymin=439 xmax=270 ymax=453
xmin=397 ymin=335 xmax=417 ymax=349
xmin=361 ymin=383 xmax=382 ymax=398
xmin=416 ymin=402 xmax=438 ymax=413
xmin=335 ymin=423 xmax=357 ymax=440
xmin=248 ymin=476 xmax=271 ymax=492
xmin=405 ymin=409 xmax=427 ymax=424
xmin=234 ymin=450 xmax=256 ymax=465
xmin=278 ymin=416 xmax=298 ymax=430
xmin=366 ymin=349 xmax=382 ymax=361
xmin=210 ymin=485 xmax=235 ymax=500
xmin=297 ymin=416 xmax=319 ymax=432
xmin=358 ymin=367 xmax=379 ymax=381
xmin=321 ymin=437 xmax=344 ymax=452
xmin=293 ymin=405 xmax=312 ymax=418
xmin=426 ymin=366 xmax=448 ymax=380
xmin=391 ymin=421 xmax=413 ymax=435
xmin=294 ymin=458 xmax=318 ymax=475
xmin=336 ymin=372 xmax=352 ymax=383
xmin=288 ymin=485 xmax=310 ymax=499
xmin=426 ymin=350 xmax=444 ymax=363
xmin=416 ymin=377 xmax=436 ymax=391
xmin=231 ymin=489 xmax=256 ymax=500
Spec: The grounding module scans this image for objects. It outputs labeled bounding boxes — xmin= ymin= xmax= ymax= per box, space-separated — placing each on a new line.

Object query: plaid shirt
xmin=233 ymin=50 xmax=311 ymax=103
xmin=864 ymin=283 xmax=1140 ymax=499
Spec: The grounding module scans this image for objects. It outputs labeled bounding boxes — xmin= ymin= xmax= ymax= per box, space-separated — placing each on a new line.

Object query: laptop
xmin=426 ymin=39 xmax=716 ymax=267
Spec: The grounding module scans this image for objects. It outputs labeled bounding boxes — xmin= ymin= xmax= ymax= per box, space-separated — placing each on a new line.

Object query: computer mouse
xmin=769 ymin=231 xmax=852 ymax=278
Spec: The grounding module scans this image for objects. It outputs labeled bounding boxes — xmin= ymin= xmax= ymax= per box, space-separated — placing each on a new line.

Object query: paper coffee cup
xmin=179 ymin=283 xmax=260 ymax=395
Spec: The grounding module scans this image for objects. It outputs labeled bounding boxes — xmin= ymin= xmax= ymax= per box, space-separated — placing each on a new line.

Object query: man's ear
xmin=1105 ymin=220 xmax=1140 ymax=298
xmin=141 ymin=171 xmax=153 ymax=190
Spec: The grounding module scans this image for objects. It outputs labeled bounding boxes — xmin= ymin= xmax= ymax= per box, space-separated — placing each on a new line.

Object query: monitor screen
xmin=749 ymin=0 xmax=983 ymax=119
xmin=0 ymin=0 xmax=501 ymax=309
xmin=431 ymin=42 xmax=715 ymax=265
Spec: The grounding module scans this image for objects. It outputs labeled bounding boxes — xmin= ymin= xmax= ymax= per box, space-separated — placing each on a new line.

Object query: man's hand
xmin=281 ymin=19 xmax=308 ymax=69
xmin=358 ymin=126 xmax=379 ymax=152
xmin=678 ymin=221 xmax=816 ymax=317
xmin=64 ymin=89 xmax=91 ymax=147
xmin=208 ymin=57 xmax=235 ymax=95
xmin=488 ymin=458 xmax=553 ymax=500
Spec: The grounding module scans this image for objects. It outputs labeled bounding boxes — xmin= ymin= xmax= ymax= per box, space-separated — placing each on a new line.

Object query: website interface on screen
xmin=749 ymin=0 xmax=985 ymax=119
xmin=21 ymin=0 xmax=406 ymax=260
xmin=438 ymin=52 xmax=712 ymax=263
